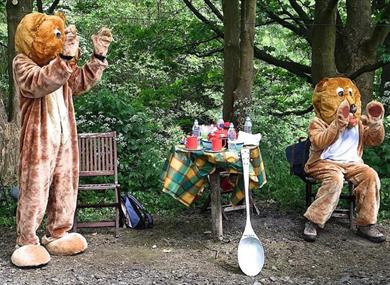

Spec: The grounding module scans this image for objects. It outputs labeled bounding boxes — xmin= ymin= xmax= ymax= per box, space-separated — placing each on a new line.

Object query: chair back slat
xmin=78 ymin=132 xmax=117 ymax=178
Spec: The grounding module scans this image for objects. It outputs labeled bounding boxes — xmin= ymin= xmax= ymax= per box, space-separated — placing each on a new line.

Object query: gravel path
xmin=1 ymin=202 xmax=389 ymax=285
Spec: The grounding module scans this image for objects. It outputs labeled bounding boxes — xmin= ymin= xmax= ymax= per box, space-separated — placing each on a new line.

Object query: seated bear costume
xmin=11 ymin=12 xmax=112 ymax=267
xmin=303 ymin=77 xmax=385 ymax=243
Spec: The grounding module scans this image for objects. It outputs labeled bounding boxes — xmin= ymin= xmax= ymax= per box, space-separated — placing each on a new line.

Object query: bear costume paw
xmin=42 ymin=233 xmax=87 ymax=256
xmin=11 ymin=245 xmax=51 ymax=268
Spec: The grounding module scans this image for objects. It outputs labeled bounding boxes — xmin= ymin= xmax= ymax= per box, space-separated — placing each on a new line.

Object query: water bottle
xmin=192 ymin=119 xmax=200 ymax=137
xmin=227 ymin=123 xmax=237 ymax=152
xmin=243 ymin=117 xmax=252 ymax=134
xmin=217 ymin=116 xmax=224 ymax=129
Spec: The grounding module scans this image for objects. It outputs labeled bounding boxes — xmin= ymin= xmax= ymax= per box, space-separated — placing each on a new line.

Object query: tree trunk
xmin=6 ymin=0 xmax=33 ymax=121
xmin=0 ymin=97 xmax=19 ymax=185
xmin=343 ymin=0 xmax=376 ymax=107
xmin=380 ymin=35 xmax=390 ymax=114
xmin=1 ymin=0 xmax=32 ymax=185
xmin=311 ymin=0 xmax=338 ymax=84
xmin=233 ymin=0 xmax=256 ymax=128
xmin=222 ymin=0 xmax=240 ymax=122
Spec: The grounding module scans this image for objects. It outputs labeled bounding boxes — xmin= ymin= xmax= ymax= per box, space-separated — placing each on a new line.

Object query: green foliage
xmin=1 ymin=0 xmax=390 ymax=227
xmin=363 ymin=117 xmax=390 ymax=178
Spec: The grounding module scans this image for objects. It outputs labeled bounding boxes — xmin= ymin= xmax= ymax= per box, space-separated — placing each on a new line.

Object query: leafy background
xmin=0 ymin=0 xmax=389 ymax=224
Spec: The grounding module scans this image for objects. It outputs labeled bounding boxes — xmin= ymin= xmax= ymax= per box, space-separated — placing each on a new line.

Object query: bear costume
xmin=303 ymin=77 xmax=385 ymax=243
xmin=11 ymin=12 xmax=112 ymax=267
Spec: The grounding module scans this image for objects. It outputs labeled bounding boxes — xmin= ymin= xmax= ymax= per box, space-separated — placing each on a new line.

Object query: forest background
xmin=0 ymin=0 xmax=390 ymax=226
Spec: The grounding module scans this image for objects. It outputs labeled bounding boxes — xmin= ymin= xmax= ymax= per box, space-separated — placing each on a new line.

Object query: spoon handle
xmin=241 ymin=148 xmax=251 ymax=228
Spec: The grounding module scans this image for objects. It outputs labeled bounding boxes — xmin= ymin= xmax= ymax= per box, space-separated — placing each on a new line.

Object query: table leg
xmin=209 ymin=170 xmax=223 ymax=240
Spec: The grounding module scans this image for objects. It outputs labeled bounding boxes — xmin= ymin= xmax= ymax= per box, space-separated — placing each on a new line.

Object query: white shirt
xmin=320 ymin=125 xmax=362 ymax=163
xmin=50 ymin=86 xmax=70 ymax=143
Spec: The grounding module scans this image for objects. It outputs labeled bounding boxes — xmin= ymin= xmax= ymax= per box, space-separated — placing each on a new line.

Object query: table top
xmin=161 ymin=144 xmax=267 ymax=207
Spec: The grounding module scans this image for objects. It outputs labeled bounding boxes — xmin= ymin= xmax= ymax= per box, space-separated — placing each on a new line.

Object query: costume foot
xmin=356 ymin=225 xmax=386 ymax=243
xmin=42 ymin=233 xmax=88 ymax=255
xmin=11 ymin=245 xmax=50 ymax=268
xmin=303 ymin=221 xmax=317 ymax=242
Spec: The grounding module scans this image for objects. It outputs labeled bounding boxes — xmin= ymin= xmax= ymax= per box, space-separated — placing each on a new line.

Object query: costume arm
xmin=67 ymin=56 xmax=108 ymax=96
xmin=362 ymin=123 xmax=385 ymax=146
xmin=308 ymin=119 xmax=339 ymax=150
xmin=13 ymin=55 xmax=73 ymax=98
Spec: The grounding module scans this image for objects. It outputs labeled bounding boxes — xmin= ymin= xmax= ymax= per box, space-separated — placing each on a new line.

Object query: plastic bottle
xmin=227 ymin=123 xmax=237 ymax=152
xmin=217 ymin=115 xmax=224 ymax=129
xmin=192 ymin=119 xmax=200 ymax=137
xmin=243 ymin=117 xmax=252 ymax=134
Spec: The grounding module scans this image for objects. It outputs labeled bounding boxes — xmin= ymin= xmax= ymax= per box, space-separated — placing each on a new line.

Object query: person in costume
xmin=11 ymin=12 xmax=112 ymax=267
xmin=303 ymin=77 xmax=385 ymax=243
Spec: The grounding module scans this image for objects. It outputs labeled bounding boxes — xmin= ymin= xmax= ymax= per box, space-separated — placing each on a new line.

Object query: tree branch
xmin=184 ymin=0 xmax=312 ymax=82
xmin=254 ymin=46 xmax=312 ymax=83
xmin=204 ymin=0 xmax=223 ymax=21
xmin=182 ymin=0 xmax=224 ymax=38
xmin=265 ymin=9 xmax=310 ymax=43
xmin=270 ymin=105 xmax=313 ymax=117
xmin=191 ymin=47 xmax=224 ymax=58
xmin=36 ymin=0 xmax=43 ymax=12
xmin=288 ymin=0 xmax=311 ymax=25
xmin=173 ymin=34 xmax=221 ymax=51
xmin=348 ymin=60 xmax=390 ymax=80
xmin=0 ymin=42 xmax=7 ymax=48
xmin=47 ymin=0 xmax=60 ymax=14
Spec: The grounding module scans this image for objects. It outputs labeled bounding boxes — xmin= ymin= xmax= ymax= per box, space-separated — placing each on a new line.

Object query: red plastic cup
xmin=185 ymin=136 xmax=198 ymax=150
xmin=211 ymin=137 xmax=222 ymax=151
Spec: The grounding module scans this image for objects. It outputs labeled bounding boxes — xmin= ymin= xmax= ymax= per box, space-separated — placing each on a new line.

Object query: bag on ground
xmin=120 ymin=193 xmax=153 ymax=229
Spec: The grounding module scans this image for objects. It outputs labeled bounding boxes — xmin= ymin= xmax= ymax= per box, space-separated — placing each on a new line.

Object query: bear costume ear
xmin=54 ymin=11 xmax=66 ymax=22
xmin=314 ymin=78 xmax=329 ymax=93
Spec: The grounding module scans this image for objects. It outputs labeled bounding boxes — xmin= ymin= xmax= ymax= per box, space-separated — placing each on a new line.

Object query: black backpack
xmin=285 ymin=137 xmax=311 ymax=181
xmin=120 ymin=193 xmax=153 ymax=229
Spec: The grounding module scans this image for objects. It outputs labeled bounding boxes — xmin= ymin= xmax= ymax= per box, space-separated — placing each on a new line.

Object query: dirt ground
xmin=1 ymin=202 xmax=389 ymax=285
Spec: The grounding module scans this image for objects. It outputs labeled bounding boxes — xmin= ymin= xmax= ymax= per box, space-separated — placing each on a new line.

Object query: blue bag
xmin=285 ymin=137 xmax=311 ymax=181
xmin=120 ymin=193 xmax=153 ymax=229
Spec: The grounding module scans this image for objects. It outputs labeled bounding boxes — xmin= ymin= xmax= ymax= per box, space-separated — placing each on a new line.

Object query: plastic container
xmin=243 ymin=117 xmax=252 ymax=134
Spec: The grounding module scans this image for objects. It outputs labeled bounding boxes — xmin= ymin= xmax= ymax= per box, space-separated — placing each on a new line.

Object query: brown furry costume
xmin=304 ymin=77 xmax=385 ymax=238
xmin=11 ymin=12 xmax=112 ymax=267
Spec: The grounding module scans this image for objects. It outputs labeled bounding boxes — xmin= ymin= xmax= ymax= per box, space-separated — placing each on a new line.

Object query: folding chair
xmin=73 ymin=132 xmax=121 ymax=237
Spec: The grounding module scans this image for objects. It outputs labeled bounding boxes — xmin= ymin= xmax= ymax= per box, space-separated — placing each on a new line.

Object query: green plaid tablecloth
xmin=161 ymin=145 xmax=267 ymax=207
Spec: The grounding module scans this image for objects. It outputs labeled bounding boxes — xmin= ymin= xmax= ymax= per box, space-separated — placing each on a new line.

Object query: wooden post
xmin=209 ymin=169 xmax=223 ymax=240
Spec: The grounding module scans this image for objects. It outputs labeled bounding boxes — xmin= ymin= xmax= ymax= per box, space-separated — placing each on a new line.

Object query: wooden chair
xmin=73 ymin=132 xmax=121 ymax=237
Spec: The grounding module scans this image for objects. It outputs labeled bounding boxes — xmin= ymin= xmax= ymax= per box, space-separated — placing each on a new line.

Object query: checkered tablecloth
xmin=161 ymin=145 xmax=267 ymax=207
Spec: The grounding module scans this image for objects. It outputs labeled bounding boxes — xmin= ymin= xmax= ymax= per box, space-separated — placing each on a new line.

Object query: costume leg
xmin=16 ymin=147 xmax=56 ymax=246
xmin=344 ymin=163 xmax=380 ymax=226
xmin=45 ymin=139 xmax=78 ymax=238
xmin=42 ymin=138 xmax=87 ymax=256
xmin=304 ymin=161 xmax=344 ymax=227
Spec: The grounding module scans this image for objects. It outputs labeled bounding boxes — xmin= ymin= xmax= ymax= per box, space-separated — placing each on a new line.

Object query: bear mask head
xmin=312 ymin=77 xmax=362 ymax=128
xmin=15 ymin=12 xmax=66 ymax=66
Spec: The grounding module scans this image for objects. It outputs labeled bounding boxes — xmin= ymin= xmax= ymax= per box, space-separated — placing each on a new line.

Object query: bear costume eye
xmin=348 ymin=88 xmax=353 ymax=96
xmin=336 ymin=87 xmax=344 ymax=97
xmin=54 ymin=29 xmax=62 ymax=39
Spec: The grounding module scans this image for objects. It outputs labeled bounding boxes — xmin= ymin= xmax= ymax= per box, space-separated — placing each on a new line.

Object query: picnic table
xmin=161 ymin=144 xmax=267 ymax=239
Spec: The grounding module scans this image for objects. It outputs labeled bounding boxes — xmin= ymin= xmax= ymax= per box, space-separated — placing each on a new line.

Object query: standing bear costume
xmin=11 ymin=12 xmax=112 ymax=267
xmin=303 ymin=77 xmax=385 ymax=243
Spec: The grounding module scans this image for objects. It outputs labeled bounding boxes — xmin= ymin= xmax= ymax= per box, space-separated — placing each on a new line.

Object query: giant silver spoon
xmin=237 ymin=148 xmax=265 ymax=277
